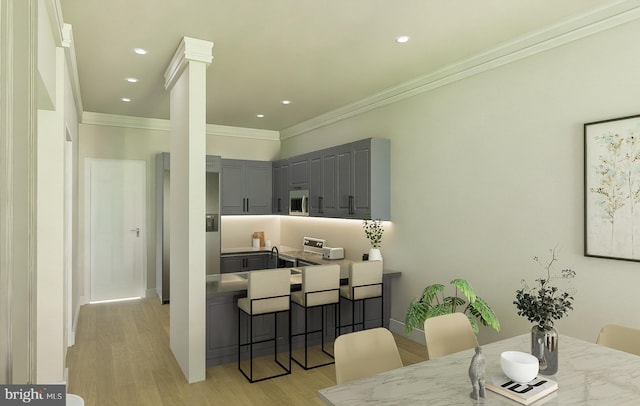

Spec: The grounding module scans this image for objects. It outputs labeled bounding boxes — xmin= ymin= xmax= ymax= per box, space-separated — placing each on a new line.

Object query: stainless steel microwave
xmin=289 ymin=189 xmax=309 ymax=216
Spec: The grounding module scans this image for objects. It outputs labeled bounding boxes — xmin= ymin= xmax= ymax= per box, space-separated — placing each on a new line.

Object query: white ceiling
xmin=59 ymin=0 xmax=619 ymax=132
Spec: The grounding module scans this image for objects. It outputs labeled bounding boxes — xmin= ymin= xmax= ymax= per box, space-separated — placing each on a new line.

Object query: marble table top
xmin=318 ymin=333 xmax=640 ymax=405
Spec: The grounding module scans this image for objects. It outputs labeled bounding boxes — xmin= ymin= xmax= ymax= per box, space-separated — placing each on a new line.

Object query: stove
xmin=302 ymin=237 xmax=326 ymax=255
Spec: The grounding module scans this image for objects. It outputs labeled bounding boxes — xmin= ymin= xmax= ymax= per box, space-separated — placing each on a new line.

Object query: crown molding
xmin=164 ymin=37 xmax=214 ymax=91
xmin=44 ymin=0 xmax=64 ymax=46
xmin=61 ymin=23 xmax=83 ymax=120
xmin=81 ymin=112 xmax=280 ymax=140
xmin=281 ymin=0 xmax=640 ymax=140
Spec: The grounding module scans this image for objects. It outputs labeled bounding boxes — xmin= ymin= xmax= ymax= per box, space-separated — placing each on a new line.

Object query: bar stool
xmin=237 ymin=268 xmax=291 ymax=383
xmin=338 ymin=260 xmax=383 ymax=335
xmin=290 ymin=264 xmax=340 ymax=369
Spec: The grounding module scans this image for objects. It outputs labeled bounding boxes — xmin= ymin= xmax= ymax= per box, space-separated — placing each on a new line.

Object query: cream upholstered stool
xmin=423 ymin=312 xmax=478 ymax=360
xmin=338 ymin=260 xmax=383 ymax=335
xmin=334 ymin=327 xmax=402 ymax=384
xmin=290 ymin=264 xmax=340 ymax=369
xmin=237 ymin=268 xmax=291 ymax=383
xmin=596 ymin=324 xmax=640 ymax=356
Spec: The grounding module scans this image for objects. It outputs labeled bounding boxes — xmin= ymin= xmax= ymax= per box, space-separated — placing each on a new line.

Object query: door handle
xmin=130 ymin=228 xmax=140 ymax=237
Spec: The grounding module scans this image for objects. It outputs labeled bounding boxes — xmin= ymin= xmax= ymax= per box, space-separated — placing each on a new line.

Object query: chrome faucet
xmin=270 ymin=246 xmax=279 ymax=268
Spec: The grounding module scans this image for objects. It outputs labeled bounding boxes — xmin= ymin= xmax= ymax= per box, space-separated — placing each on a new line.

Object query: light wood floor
xmin=66 ymin=298 xmax=426 ymax=406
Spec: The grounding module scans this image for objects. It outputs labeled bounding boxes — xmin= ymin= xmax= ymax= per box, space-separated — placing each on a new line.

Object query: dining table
xmin=317 ymin=333 xmax=640 ymax=405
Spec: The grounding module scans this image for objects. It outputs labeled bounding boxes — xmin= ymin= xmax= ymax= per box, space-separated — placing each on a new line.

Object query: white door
xmin=86 ymin=159 xmax=146 ymax=302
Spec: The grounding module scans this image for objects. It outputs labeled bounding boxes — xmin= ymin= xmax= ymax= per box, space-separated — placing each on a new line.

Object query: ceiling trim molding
xmin=205 ymin=124 xmax=279 ymax=140
xmin=61 ymin=23 xmax=83 ymax=120
xmin=81 ymin=112 xmax=280 ymax=140
xmin=280 ymin=0 xmax=640 ymax=140
xmin=44 ymin=0 xmax=64 ymax=46
xmin=164 ymin=36 xmax=214 ymax=91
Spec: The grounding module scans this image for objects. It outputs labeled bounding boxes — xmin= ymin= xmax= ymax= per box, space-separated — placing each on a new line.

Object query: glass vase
xmin=531 ymin=324 xmax=558 ymax=375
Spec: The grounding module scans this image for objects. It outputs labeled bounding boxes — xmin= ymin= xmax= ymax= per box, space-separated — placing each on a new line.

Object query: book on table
xmin=486 ymin=376 xmax=558 ymax=405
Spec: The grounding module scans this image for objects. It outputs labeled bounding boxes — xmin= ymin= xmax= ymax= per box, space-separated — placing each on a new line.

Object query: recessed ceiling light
xmin=133 ymin=48 xmax=148 ymax=55
xmin=126 ymin=77 xmax=139 ymax=83
xmin=281 ymin=100 xmax=291 ymax=105
xmin=395 ymin=36 xmax=410 ymax=44
xmin=256 ymin=114 xmax=264 ymax=118
xmin=121 ymin=97 xmax=131 ymax=102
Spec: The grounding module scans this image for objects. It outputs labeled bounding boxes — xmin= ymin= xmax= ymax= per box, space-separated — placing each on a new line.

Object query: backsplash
xmin=220 ymin=215 xmax=281 ymax=249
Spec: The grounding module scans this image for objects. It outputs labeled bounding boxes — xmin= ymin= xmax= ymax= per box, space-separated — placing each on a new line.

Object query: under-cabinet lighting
xmin=395 ymin=36 xmax=410 ymax=44
xmin=133 ymin=48 xmax=148 ymax=55
xmin=126 ymin=77 xmax=139 ymax=83
xmin=281 ymin=100 xmax=291 ymax=105
xmin=256 ymin=114 xmax=265 ymax=118
xmin=121 ymin=97 xmax=131 ymax=102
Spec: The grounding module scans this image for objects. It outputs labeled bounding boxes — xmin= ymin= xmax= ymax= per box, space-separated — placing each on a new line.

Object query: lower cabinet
xmin=206 ymin=295 xmax=239 ymax=366
xmin=220 ymin=253 xmax=271 ymax=273
xmin=205 ymin=273 xmax=396 ymax=367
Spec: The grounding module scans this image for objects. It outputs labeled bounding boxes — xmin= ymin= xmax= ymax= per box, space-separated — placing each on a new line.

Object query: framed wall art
xmin=584 ymin=114 xmax=640 ymax=261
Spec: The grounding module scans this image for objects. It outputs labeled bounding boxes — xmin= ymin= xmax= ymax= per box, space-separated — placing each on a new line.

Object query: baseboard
xmin=389 ymin=317 xmax=426 ymax=345
xmin=69 ymin=298 xmax=86 ymax=347
xmin=145 ymin=288 xmax=158 ymax=298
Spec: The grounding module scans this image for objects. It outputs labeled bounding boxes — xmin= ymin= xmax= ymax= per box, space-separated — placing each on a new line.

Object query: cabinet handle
xmin=348 ymin=195 xmax=354 ymax=215
xmin=245 ymin=198 xmax=249 ymax=212
xmin=319 ymin=196 xmax=324 ymax=214
xmin=277 ymin=197 xmax=281 ymax=212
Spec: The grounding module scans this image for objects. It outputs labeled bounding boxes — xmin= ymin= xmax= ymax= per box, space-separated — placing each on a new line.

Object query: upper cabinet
xmin=308 ymin=138 xmax=390 ymax=220
xmin=272 ymin=159 xmax=290 ymax=215
xmin=289 ymin=153 xmax=311 ymax=190
xmin=221 ymin=159 xmax=272 ymax=215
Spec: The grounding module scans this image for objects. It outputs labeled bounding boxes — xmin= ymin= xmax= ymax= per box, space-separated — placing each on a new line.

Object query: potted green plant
xmin=404 ymin=278 xmax=500 ymax=336
xmin=513 ymin=247 xmax=576 ymax=375
xmin=362 ymin=219 xmax=384 ymax=261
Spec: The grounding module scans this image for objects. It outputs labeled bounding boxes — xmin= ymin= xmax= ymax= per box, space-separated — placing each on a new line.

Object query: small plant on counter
xmin=404 ymin=278 xmax=500 ymax=335
xmin=363 ymin=219 xmax=384 ymax=248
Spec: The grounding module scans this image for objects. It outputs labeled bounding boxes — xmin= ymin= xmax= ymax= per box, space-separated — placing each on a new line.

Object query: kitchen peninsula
xmin=205 ymin=246 xmax=400 ymax=367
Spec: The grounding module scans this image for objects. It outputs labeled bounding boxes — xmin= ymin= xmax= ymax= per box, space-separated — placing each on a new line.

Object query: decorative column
xmin=163 ymin=37 xmax=213 ymax=383
xmin=0 ymin=0 xmax=38 ymax=384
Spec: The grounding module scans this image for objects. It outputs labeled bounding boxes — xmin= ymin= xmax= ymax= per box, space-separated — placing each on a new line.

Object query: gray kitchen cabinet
xmin=221 ymin=159 xmax=272 ymax=215
xmin=220 ymin=253 xmax=270 ymax=273
xmin=309 ymin=150 xmax=338 ymax=216
xmin=307 ymin=138 xmax=390 ymax=220
xmin=272 ymin=159 xmax=290 ymax=214
xmin=288 ymin=153 xmax=310 ymax=190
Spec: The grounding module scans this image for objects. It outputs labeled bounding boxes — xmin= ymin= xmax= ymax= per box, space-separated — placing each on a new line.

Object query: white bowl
xmin=501 ymin=351 xmax=539 ymax=383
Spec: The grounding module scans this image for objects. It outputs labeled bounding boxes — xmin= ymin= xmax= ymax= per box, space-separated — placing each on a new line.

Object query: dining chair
xmin=338 ymin=260 xmax=383 ymax=335
xmin=423 ymin=312 xmax=478 ymax=360
xmin=290 ymin=264 xmax=341 ymax=369
xmin=237 ymin=268 xmax=291 ymax=383
xmin=334 ymin=327 xmax=403 ymax=384
xmin=596 ymin=323 xmax=640 ymax=356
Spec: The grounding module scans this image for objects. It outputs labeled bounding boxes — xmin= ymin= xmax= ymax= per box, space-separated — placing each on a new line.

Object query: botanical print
xmin=585 ymin=115 xmax=640 ymax=261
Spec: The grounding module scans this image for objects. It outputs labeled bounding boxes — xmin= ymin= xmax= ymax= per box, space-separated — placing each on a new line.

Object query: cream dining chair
xmin=237 ymin=268 xmax=291 ymax=383
xmin=334 ymin=327 xmax=403 ymax=384
xmin=290 ymin=264 xmax=341 ymax=369
xmin=338 ymin=260 xmax=383 ymax=335
xmin=423 ymin=312 xmax=478 ymax=360
xmin=596 ymin=324 xmax=640 ymax=356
